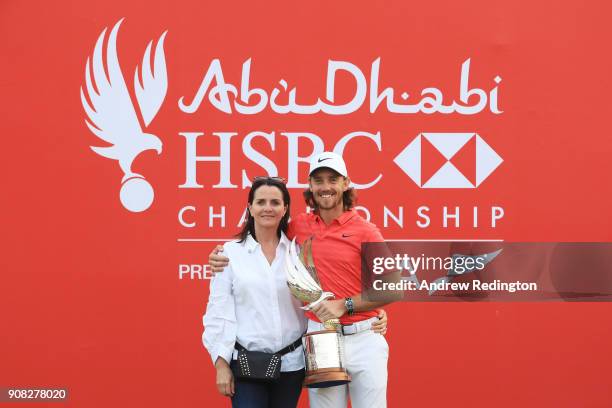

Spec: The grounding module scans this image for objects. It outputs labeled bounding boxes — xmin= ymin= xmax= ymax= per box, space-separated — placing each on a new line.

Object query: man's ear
xmin=343 ymin=177 xmax=351 ymax=191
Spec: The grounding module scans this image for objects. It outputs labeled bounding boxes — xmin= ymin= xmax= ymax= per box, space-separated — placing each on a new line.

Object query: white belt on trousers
xmin=308 ymin=316 xmax=379 ymax=336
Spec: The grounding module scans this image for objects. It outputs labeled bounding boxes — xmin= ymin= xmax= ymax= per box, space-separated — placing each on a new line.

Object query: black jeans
xmin=231 ymin=369 xmax=305 ymax=408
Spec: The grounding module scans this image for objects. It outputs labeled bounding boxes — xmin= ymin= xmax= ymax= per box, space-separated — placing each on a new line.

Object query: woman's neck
xmin=253 ymin=224 xmax=279 ymax=245
xmin=253 ymin=225 xmax=280 ymax=265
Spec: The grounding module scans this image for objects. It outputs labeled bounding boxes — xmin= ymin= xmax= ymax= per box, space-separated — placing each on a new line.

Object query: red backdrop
xmin=2 ymin=0 xmax=612 ymax=406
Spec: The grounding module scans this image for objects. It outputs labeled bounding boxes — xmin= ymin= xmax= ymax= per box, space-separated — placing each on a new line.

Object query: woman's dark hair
xmin=236 ymin=177 xmax=291 ymax=243
xmin=302 ymin=182 xmax=357 ymax=211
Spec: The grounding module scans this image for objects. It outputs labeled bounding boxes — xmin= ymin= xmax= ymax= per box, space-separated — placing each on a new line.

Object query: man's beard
xmin=315 ymin=192 xmax=343 ymax=210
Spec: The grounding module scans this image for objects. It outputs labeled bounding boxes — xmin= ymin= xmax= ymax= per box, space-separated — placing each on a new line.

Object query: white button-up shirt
xmin=203 ymin=232 xmax=307 ymax=371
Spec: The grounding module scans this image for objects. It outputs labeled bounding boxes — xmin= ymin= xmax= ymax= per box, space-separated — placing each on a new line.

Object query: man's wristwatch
xmin=344 ymin=297 xmax=354 ymax=316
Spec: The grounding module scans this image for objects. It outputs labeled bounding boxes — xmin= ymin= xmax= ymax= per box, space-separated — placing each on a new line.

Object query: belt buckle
xmin=341 ymin=323 xmax=357 ymax=336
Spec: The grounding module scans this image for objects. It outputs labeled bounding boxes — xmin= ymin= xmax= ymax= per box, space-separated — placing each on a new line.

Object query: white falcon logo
xmin=80 ymin=19 xmax=168 ymax=212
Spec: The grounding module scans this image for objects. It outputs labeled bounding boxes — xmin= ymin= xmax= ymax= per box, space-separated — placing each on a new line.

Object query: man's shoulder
xmin=290 ymin=212 xmax=313 ymax=226
xmin=350 ymin=211 xmax=379 ymax=229
xmin=288 ymin=212 xmax=316 ymax=241
xmin=349 ymin=212 xmax=384 ymax=240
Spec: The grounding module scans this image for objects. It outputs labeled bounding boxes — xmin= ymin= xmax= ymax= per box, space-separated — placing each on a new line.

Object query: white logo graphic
xmin=80 ymin=19 xmax=168 ymax=212
xmin=393 ymin=133 xmax=503 ymax=188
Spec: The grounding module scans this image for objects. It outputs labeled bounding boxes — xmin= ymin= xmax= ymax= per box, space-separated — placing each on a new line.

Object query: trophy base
xmin=302 ymin=329 xmax=351 ymax=388
xmin=304 ymin=368 xmax=351 ymax=388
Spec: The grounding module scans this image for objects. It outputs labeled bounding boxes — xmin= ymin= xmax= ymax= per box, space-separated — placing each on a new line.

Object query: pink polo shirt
xmin=287 ymin=209 xmax=384 ymax=324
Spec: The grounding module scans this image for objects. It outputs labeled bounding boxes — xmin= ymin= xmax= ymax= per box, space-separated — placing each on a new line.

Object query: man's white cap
xmin=309 ymin=152 xmax=348 ymax=177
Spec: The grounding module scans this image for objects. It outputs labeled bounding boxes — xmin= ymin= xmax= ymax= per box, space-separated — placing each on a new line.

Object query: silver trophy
xmin=284 ymin=238 xmax=351 ymax=388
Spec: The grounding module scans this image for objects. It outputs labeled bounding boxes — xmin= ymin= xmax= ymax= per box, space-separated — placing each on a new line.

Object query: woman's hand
xmin=215 ymin=358 xmax=235 ymax=397
xmin=371 ymin=309 xmax=388 ymax=335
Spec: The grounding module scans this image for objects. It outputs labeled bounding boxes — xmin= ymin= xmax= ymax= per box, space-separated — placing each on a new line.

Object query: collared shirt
xmin=203 ymin=232 xmax=306 ymax=371
xmin=287 ymin=209 xmax=385 ymax=324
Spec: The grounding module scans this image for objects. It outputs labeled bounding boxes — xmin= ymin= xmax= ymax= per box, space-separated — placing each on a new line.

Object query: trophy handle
xmin=301 ymin=291 xmax=335 ymax=311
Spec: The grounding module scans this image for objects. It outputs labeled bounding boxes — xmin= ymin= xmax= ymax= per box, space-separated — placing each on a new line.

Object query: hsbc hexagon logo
xmin=393 ymin=133 xmax=503 ymax=188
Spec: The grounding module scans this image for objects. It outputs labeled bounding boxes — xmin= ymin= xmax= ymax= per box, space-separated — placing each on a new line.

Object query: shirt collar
xmin=313 ymin=209 xmax=356 ymax=225
xmin=244 ymin=233 xmax=259 ymax=253
xmin=336 ymin=209 xmax=357 ymax=225
xmin=278 ymin=231 xmax=291 ymax=248
xmin=244 ymin=231 xmax=290 ymax=253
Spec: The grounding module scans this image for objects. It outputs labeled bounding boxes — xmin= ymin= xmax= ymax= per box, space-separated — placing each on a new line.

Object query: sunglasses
xmin=252 ymin=176 xmax=287 ymax=184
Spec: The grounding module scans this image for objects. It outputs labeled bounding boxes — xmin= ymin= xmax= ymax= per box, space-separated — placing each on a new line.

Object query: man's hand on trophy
xmin=372 ymin=309 xmax=388 ymax=336
xmin=209 ymin=245 xmax=229 ymax=273
xmin=311 ymin=299 xmax=346 ymax=321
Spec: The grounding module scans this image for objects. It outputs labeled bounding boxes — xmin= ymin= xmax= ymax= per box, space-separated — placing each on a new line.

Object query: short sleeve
xmin=362 ymin=223 xmax=395 ymax=277
xmin=365 ymin=223 xmax=385 ymax=243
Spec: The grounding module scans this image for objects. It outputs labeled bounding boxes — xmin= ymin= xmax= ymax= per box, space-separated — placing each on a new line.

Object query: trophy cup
xmin=284 ymin=238 xmax=351 ymax=388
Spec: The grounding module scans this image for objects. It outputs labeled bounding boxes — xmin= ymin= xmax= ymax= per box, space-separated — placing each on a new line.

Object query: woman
xmin=203 ymin=177 xmax=386 ymax=407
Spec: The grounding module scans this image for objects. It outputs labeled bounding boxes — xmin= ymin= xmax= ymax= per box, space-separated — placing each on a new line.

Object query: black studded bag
xmin=230 ymin=338 xmax=302 ymax=382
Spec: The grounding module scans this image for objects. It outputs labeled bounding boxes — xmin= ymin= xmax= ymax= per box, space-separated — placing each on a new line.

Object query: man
xmin=209 ymin=152 xmax=400 ymax=407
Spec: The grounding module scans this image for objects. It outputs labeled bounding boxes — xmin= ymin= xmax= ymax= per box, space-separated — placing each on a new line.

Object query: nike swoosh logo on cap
xmin=318 ymin=157 xmax=332 ymax=163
